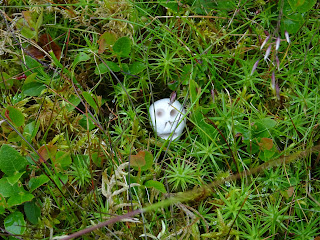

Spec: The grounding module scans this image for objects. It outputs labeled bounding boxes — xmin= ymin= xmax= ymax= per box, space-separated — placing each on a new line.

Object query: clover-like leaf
xmin=94 ymin=61 xmax=121 ymax=74
xmin=113 ymin=37 xmax=131 ymax=57
xmin=98 ymin=31 xmax=117 ymax=54
xmin=130 ymin=151 xmax=153 ymax=172
xmin=6 ymin=106 xmax=25 ymax=127
xmin=0 ymin=145 xmax=27 ymax=176
xmin=28 ymin=175 xmax=49 ymax=192
xmin=144 ymin=180 xmax=167 ymax=193
xmin=24 ymin=200 xmax=41 ymax=224
xmin=4 ymin=211 xmax=26 ymax=235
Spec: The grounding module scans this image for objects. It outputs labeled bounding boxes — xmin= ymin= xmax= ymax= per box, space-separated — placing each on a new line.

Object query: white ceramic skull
xmin=149 ymin=98 xmax=186 ymax=140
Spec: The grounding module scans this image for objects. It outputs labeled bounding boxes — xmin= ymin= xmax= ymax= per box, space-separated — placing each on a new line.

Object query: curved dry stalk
xmin=61 ymin=144 xmax=320 ymax=239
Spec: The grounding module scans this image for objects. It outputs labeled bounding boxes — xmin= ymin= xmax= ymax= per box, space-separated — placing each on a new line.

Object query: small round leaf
xmin=4 ymin=211 xmax=26 ymax=235
xmin=7 ymin=106 xmax=25 ymax=127
xmin=113 ymin=37 xmax=131 ymax=57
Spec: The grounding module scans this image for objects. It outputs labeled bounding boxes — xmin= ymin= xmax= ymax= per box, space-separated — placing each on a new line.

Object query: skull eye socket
xmin=170 ymin=109 xmax=177 ymax=117
xmin=156 ymin=109 xmax=164 ymax=117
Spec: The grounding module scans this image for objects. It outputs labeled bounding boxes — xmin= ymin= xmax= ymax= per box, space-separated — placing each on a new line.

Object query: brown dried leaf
xmin=98 ymin=32 xmax=117 ymax=54
xmin=287 ymin=186 xmax=294 ymax=197
xmin=258 ymin=137 xmax=273 ymax=150
xmin=38 ymin=143 xmax=58 ymax=162
xmin=27 ymin=33 xmax=61 ymax=60
xmin=130 ymin=151 xmax=146 ymax=168
xmin=22 ymin=11 xmax=35 ymax=29
xmin=27 ymin=45 xmax=46 ymax=59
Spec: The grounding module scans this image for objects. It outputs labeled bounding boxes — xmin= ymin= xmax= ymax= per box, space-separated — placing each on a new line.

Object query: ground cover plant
xmin=0 ymin=0 xmax=320 ymax=239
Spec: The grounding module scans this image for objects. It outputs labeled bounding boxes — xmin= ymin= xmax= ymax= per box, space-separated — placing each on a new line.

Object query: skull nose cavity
xmin=164 ymin=121 xmax=173 ymax=131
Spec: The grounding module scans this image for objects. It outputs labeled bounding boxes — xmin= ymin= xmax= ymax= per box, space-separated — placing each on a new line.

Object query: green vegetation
xmin=0 ymin=0 xmax=320 ymax=239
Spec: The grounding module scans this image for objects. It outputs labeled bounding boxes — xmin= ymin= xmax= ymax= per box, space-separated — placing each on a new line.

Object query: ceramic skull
xmin=149 ymin=98 xmax=186 ymax=140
